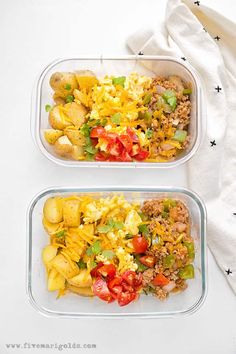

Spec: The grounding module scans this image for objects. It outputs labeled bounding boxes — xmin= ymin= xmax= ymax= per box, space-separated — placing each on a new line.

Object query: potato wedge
xmin=51 ymin=254 xmax=79 ymax=279
xmin=73 ymin=89 xmax=90 ymax=107
xmin=50 ymin=72 xmax=78 ymax=97
xmin=54 ymin=135 xmax=73 ymax=157
xmin=64 ymin=102 xmax=87 ymax=127
xmin=64 ymin=127 xmax=85 ymax=146
xmin=43 ymin=197 xmax=63 ymax=224
xmin=68 ymin=284 xmax=94 ymax=297
xmin=44 ymin=129 xmax=63 ymax=144
xmin=63 ymin=199 xmax=80 ymax=227
xmin=70 ymin=146 xmax=85 ymax=161
xmin=47 ymin=268 xmax=65 ymax=291
xmin=75 ymin=70 xmax=98 ymax=90
xmin=42 ymin=217 xmax=61 ymax=234
xmin=49 ymin=105 xmax=71 ymax=130
xmin=68 ymin=269 xmax=92 ymax=288
xmin=42 ymin=245 xmax=58 ymax=267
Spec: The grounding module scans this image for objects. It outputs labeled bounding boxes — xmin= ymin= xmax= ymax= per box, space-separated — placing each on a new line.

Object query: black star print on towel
xmin=210 ymin=140 xmax=216 ymax=147
xmin=181 ymin=57 xmax=187 ymax=61
xmin=138 ymin=51 xmax=144 ymax=55
xmin=215 ymin=86 xmax=222 ymax=92
xmin=194 ymin=1 xmax=200 ymax=5
xmin=225 ymin=269 xmax=233 ymax=275
xmin=214 ymin=36 xmax=220 ymax=41
xmin=233 ymin=213 xmax=236 ymax=216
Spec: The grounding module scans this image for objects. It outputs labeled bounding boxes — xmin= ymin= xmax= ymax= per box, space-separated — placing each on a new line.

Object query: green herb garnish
xmin=138 ymin=224 xmax=149 ymax=236
xmin=145 ymin=128 xmax=153 ymax=139
xmin=111 ymin=113 xmax=121 ymax=124
xmin=65 ymin=83 xmax=71 ymax=90
xmin=80 ymin=124 xmax=91 ymax=137
xmin=97 ymin=218 xmax=124 ymax=233
xmin=86 ymin=240 xmax=102 ymax=256
xmin=56 ymin=230 xmax=65 ymax=238
xmin=84 ymin=145 xmax=97 ymax=155
xmin=45 ymin=104 xmax=52 ymax=112
xmin=77 ymin=259 xmax=87 ymax=269
xmin=65 ymin=95 xmax=74 ymax=103
xmin=102 ymin=250 xmax=115 ymax=260
xmin=112 ymin=76 xmax=126 ymax=87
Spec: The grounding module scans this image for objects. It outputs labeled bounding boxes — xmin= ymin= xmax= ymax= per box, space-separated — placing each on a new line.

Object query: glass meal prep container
xmin=27 ymin=186 xmax=207 ymax=318
xmin=31 ymin=56 xmax=202 ymax=168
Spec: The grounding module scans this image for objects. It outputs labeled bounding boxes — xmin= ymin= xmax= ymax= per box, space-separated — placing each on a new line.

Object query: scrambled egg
xmin=124 ymin=209 xmax=142 ymax=235
xmin=116 ymin=247 xmax=138 ymax=272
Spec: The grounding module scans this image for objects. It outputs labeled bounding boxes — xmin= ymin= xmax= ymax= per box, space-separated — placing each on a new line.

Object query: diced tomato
xmin=132 ymin=236 xmax=148 ymax=254
xmin=92 ymin=278 xmax=113 ymax=302
xmin=108 ymin=276 xmax=122 ymax=289
xmin=130 ymin=144 xmax=141 ymax=157
xmin=120 ymin=150 xmax=132 ymax=162
xmin=121 ymin=281 xmax=134 ymax=293
xmin=90 ymin=137 xmax=98 ymax=146
xmin=97 ymin=264 xmax=116 ymax=279
xmin=152 ymin=274 xmax=170 ymax=286
xmin=121 ymin=270 xmax=137 ymax=286
xmin=121 ymin=270 xmax=142 ymax=289
xmin=133 ymin=150 xmax=149 ymax=161
xmin=90 ymin=262 xmax=104 ymax=277
xmin=117 ymin=291 xmax=137 ymax=306
xmin=127 ymin=127 xmax=139 ymax=143
xmin=139 ymin=255 xmax=156 ymax=268
xmin=107 ymin=139 xmax=123 ymax=157
xmin=90 ymin=126 xmax=106 ymax=138
xmin=95 ymin=151 xmax=107 ymax=161
xmin=118 ymin=134 xmax=133 ymax=153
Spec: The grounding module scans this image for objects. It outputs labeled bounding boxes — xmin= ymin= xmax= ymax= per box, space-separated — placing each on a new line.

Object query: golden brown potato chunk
xmin=51 ymin=254 xmax=79 ymax=279
xmin=49 ymin=106 xmax=71 ymax=130
xmin=43 ymin=197 xmax=63 ymax=224
xmin=50 ymin=72 xmax=78 ymax=98
xmin=54 ymin=136 xmax=74 ymax=157
xmin=63 ymin=199 xmax=80 ymax=227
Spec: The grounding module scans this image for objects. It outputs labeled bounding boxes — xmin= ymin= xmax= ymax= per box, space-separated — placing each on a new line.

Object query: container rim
xmin=31 ymin=55 xmax=203 ymax=169
xmin=26 ymin=185 xmax=207 ymax=318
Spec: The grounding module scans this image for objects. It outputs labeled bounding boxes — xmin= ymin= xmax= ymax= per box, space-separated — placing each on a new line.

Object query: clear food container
xmin=31 ymin=56 xmax=203 ymax=168
xmin=27 ymin=186 xmax=207 ymax=318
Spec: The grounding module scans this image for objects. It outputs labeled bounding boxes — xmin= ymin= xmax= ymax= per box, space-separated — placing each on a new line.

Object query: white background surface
xmin=1 ymin=0 xmax=236 ymax=353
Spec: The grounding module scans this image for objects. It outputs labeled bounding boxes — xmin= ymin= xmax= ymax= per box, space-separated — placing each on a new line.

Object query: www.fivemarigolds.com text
xmin=5 ymin=343 xmax=97 ymax=351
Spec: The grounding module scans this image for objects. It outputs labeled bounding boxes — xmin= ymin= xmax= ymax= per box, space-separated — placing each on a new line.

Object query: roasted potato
xmin=51 ymin=254 xmax=79 ymax=279
xmin=53 ymin=93 xmax=66 ymax=105
xmin=70 ymin=146 xmax=85 ymax=161
xmin=42 ymin=245 xmax=58 ymax=269
xmin=49 ymin=105 xmax=71 ymax=130
xmin=47 ymin=268 xmax=65 ymax=291
xmin=75 ymin=70 xmax=98 ymax=90
xmin=44 ymin=129 xmax=63 ymax=144
xmin=63 ymin=199 xmax=80 ymax=227
xmin=68 ymin=284 xmax=94 ymax=297
xmin=43 ymin=197 xmax=63 ymax=224
xmin=64 ymin=127 xmax=86 ymax=146
xmin=64 ymin=102 xmax=87 ymax=127
xmin=73 ymin=89 xmax=90 ymax=107
xmin=68 ymin=270 xmax=92 ymax=288
xmin=50 ymin=72 xmax=78 ymax=98
xmin=42 ymin=217 xmax=61 ymax=234
xmin=54 ymin=136 xmax=73 ymax=157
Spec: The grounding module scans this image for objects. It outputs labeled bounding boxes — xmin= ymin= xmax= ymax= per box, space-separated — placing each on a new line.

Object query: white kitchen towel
xmin=127 ymin=0 xmax=236 ymax=293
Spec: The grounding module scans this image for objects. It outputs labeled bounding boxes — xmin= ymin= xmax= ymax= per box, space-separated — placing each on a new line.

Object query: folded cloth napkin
xmin=127 ymin=0 xmax=236 ymax=293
